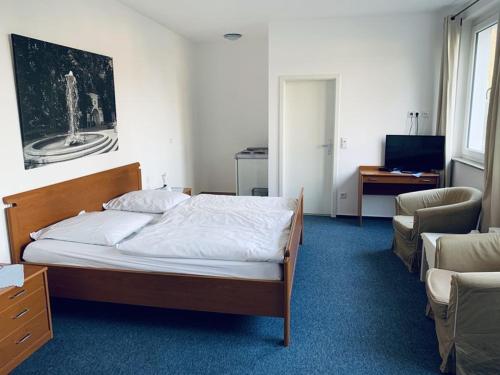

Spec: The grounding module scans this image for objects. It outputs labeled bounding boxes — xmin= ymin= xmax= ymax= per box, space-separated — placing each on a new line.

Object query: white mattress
xmin=23 ymin=239 xmax=282 ymax=281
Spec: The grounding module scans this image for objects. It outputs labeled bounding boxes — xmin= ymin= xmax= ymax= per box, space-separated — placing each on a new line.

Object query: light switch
xmin=340 ymin=137 xmax=348 ymax=149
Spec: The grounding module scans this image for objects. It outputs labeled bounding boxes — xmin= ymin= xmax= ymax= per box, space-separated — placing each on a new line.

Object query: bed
xmin=3 ymin=163 xmax=304 ymax=346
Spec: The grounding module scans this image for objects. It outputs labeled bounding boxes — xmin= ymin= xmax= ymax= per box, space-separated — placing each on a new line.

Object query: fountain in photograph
xmin=23 ymin=71 xmax=117 ymax=168
xmin=64 ymin=71 xmax=85 ymax=146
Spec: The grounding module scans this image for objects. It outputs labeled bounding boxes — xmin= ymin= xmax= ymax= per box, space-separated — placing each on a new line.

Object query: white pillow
xmin=30 ymin=210 xmax=154 ymax=246
xmin=103 ymin=189 xmax=190 ymax=213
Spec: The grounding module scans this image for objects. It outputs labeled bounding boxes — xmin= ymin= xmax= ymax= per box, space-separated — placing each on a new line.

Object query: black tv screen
xmin=384 ymin=135 xmax=445 ymax=172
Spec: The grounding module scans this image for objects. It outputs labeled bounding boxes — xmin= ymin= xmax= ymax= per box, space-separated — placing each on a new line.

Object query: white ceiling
xmin=119 ymin=0 xmax=465 ymax=42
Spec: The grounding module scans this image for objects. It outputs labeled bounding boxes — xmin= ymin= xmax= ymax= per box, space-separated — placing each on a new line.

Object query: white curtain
xmin=436 ymin=16 xmax=462 ymax=187
xmin=481 ymin=22 xmax=500 ymax=232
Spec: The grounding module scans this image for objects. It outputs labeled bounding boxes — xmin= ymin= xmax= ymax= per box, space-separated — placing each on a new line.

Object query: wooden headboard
xmin=3 ymin=163 xmax=142 ymax=263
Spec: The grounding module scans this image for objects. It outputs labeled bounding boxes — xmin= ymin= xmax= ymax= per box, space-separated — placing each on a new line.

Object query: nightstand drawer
xmin=0 ymin=287 xmax=47 ymax=338
xmin=0 ymin=309 xmax=50 ymax=369
xmin=0 ymin=273 xmax=44 ymax=309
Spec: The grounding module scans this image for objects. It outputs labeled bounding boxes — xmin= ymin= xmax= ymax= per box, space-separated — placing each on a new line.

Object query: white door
xmin=282 ymin=79 xmax=336 ymax=215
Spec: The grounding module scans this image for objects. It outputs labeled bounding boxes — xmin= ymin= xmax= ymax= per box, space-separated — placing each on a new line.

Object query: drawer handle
xmin=13 ymin=308 xmax=30 ymax=320
xmin=16 ymin=333 xmax=32 ymax=345
xmin=367 ymin=178 xmax=378 ymax=182
xmin=9 ymin=289 xmax=26 ymax=300
xmin=421 ymin=179 xmax=431 ymax=182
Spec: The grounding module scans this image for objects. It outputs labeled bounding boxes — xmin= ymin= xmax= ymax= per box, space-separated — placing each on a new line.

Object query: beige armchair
xmin=393 ymin=187 xmax=482 ymax=272
xmin=426 ymin=234 xmax=500 ymax=374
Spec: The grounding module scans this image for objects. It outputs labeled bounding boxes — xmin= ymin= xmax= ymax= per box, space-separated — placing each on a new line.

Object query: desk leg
xmin=358 ymin=174 xmax=363 ymax=226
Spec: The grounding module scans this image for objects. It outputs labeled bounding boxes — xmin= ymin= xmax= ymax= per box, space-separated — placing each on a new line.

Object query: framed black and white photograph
xmin=11 ymin=34 xmax=118 ymax=169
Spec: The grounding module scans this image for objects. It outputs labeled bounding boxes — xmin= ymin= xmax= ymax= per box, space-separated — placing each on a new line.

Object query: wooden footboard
xmin=3 ymin=164 xmax=304 ymax=346
xmin=283 ymin=188 xmax=304 ymax=346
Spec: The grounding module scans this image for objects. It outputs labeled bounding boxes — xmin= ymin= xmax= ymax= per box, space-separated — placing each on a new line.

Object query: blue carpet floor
xmin=14 ymin=216 xmax=440 ymax=374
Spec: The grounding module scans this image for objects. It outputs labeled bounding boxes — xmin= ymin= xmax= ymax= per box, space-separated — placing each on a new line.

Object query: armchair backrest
xmin=436 ymin=234 xmax=500 ymax=272
xmin=439 ymin=187 xmax=482 ymax=205
xmin=395 ymin=187 xmax=482 ymax=216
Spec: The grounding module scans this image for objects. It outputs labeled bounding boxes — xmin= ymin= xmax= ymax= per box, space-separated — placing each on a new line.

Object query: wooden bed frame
xmin=3 ymin=163 xmax=304 ymax=346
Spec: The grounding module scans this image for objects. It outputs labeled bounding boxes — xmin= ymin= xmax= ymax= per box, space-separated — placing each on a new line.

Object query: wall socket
xmin=339 ymin=192 xmax=347 ymax=199
xmin=407 ymin=111 xmax=430 ymax=119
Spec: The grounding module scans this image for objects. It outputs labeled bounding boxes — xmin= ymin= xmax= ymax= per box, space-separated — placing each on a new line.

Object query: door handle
xmin=320 ymin=139 xmax=333 ymax=155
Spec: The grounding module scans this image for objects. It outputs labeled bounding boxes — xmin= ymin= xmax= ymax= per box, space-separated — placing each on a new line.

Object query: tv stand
xmin=358 ymin=165 xmax=440 ymax=225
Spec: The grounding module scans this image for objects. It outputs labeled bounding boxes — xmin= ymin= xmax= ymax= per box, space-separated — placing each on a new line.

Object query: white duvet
xmin=116 ymin=194 xmax=296 ymax=263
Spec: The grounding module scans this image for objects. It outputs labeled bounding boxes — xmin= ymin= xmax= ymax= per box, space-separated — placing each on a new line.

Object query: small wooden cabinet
xmin=0 ymin=265 xmax=52 ymax=374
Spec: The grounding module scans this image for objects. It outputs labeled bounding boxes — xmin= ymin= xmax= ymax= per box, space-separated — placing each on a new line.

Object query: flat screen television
xmin=384 ymin=135 xmax=445 ymax=172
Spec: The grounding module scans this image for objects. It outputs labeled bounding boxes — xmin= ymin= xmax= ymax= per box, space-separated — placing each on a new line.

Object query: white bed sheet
xmin=23 ymin=239 xmax=282 ymax=281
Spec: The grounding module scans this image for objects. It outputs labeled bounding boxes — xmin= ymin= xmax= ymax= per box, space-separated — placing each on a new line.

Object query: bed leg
xmin=283 ymin=287 xmax=291 ymax=347
xmin=284 ymin=311 xmax=290 ymax=347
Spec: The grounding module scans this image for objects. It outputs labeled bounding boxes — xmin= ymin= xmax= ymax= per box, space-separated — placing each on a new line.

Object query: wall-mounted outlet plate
xmin=408 ymin=111 xmax=430 ymax=118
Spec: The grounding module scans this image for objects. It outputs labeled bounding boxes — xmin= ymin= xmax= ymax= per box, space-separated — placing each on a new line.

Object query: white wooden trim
xmin=461 ymin=15 xmax=498 ymax=161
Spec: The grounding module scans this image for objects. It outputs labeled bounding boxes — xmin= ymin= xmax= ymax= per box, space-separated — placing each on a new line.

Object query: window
xmin=463 ymin=18 xmax=497 ymax=161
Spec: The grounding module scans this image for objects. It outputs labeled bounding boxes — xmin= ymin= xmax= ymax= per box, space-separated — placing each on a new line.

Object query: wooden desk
xmin=358 ymin=166 xmax=440 ymax=225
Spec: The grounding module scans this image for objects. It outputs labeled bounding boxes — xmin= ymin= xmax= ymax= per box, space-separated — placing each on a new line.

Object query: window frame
xmin=461 ymin=14 xmax=498 ymax=163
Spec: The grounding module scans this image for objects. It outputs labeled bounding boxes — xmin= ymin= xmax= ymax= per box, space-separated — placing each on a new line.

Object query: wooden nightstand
xmin=0 ymin=265 xmax=53 ymax=374
xmin=182 ymin=187 xmax=192 ymax=196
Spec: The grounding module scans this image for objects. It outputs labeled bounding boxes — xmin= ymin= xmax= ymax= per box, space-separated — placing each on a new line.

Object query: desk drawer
xmin=0 ymin=309 xmax=50 ymax=369
xmin=0 ymin=288 xmax=47 ymax=338
xmin=0 ymin=273 xmax=44 ymax=309
xmin=363 ymin=175 xmax=438 ymax=185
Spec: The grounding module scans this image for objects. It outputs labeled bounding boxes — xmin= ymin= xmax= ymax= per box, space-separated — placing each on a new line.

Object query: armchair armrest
xmin=445 ymin=272 xmax=500 ymax=373
xmin=436 ymin=234 xmax=500 ymax=272
xmin=395 ymin=188 xmax=448 ymax=216
xmin=414 ymin=200 xmax=480 ymax=236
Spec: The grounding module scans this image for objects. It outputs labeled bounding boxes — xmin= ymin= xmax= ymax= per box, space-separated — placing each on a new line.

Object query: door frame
xmin=278 ymin=75 xmax=341 ymax=217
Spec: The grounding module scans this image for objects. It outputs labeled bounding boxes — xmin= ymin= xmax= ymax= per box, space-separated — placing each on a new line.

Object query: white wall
xmin=268 ymin=13 xmax=442 ymax=216
xmin=452 ymin=161 xmax=485 ymax=191
xmin=0 ymin=0 xmax=195 ymax=263
xmin=193 ymin=37 xmax=268 ymax=193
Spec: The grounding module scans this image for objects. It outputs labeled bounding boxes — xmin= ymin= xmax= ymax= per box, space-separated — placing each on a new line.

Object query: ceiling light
xmin=223 ymin=33 xmax=242 ymax=41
